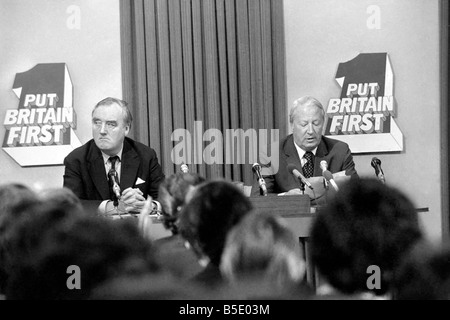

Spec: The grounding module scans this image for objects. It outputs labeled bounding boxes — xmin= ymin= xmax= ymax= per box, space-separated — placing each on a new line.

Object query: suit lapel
xmin=120 ymin=139 xmax=140 ymax=189
xmin=283 ymin=135 xmax=303 ymax=171
xmin=314 ymin=137 xmax=329 ymax=176
xmin=87 ymin=142 xmax=110 ymax=200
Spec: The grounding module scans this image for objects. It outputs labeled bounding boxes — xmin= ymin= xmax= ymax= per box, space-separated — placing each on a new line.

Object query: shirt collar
xmin=294 ymin=141 xmax=317 ymax=159
xmin=101 ymin=147 xmax=123 ymax=165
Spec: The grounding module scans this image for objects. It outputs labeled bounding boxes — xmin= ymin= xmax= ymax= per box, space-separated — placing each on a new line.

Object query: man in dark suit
xmin=63 ymin=97 xmax=165 ymax=214
xmin=252 ymin=96 xmax=357 ymax=196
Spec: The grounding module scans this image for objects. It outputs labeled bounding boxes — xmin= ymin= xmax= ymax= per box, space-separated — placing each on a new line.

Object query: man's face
xmin=292 ymin=104 xmax=324 ymax=151
xmin=92 ymin=103 xmax=130 ymax=155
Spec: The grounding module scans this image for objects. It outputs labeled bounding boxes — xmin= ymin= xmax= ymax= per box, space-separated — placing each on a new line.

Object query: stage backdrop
xmin=284 ymin=0 xmax=443 ymax=242
xmin=0 ymin=0 xmax=122 ymax=190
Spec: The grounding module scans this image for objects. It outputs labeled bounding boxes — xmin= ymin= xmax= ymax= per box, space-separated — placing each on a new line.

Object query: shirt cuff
xmin=98 ymin=200 xmax=110 ymax=214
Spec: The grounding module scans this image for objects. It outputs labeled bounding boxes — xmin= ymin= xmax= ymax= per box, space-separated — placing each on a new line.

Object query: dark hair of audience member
xmin=219 ymin=210 xmax=310 ymax=299
xmin=179 ymin=180 xmax=253 ymax=268
xmin=393 ymin=242 xmax=450 ymax=300
xmin=158 ymin=173 xmax=205 ymax=234
xmin=5 ymin=202 xmax=157 ymax=300
xmin=310 ymin=178 xmax=423 ymax=297
xmin=0 ymin=183 xmax=40 ymax=294
xmin=38 ymin=187 xmax=84 ymax=213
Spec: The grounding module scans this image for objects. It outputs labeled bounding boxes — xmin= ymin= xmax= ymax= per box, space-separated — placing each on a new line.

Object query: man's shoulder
xmin=322 ymin=135 xmax=350 ymax=149
xmin=64 ymin=139 xmax=96 ymax=161
xmin=124 ymin=137 xmax=156 ymax=156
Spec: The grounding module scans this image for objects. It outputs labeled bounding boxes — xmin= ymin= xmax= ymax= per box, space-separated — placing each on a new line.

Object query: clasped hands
xmin=109 ymin=187 xmax=148 ymax=214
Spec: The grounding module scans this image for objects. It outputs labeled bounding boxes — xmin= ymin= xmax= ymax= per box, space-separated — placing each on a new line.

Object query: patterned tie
xmin=108 ymin=156 xmax=120 ymax=200
xmin=302 ymin=151 xmax=314 ymax=178
xmin=109 ymin=156 xmax=119 ymax=174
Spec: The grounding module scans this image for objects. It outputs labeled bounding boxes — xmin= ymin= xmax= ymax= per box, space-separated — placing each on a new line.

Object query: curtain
xmin=120 ymin=0 xmax=287 ymax=185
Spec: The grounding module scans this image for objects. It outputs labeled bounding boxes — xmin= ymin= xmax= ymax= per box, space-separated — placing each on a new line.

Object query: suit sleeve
xmin=342 ymin=145 xmax=358 ymax=178
xmin=146 ymin=149 xmax=165 ymax=199
xmin=63 ymin=155 xmax=86 ymax=199
xmin=63 ymin=155 xmax=103 ymax=213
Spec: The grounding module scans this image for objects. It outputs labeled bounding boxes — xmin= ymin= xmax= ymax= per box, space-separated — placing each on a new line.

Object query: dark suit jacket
xmin=63 ymin=137 xmax=165 ymax=212
xmin=252 ymin=134 xmax=358 ymax=195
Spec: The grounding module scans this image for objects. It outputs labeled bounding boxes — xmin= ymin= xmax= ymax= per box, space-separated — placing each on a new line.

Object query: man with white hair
xmin=252 ymin=96 xmax=357 ymax=196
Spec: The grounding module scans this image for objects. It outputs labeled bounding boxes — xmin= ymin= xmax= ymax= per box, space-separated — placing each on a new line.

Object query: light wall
xmin=284 ymin=0 xmax=443 ymax=242
xmin=0 ymin=0 xmax=122 ymax=191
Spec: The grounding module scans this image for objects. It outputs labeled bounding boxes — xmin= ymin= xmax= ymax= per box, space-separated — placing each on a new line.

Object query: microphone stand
xmin=299 ymin=181 xmax=305 ymax=194
xmin=322 ymin=177 xmax=329 ymax=206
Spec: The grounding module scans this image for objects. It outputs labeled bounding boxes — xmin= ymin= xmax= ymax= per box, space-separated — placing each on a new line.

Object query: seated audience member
xmin=251 ymin=96 xmax=357 ymax=196
xmin=5 ymin=202 xmax=157 ymax=300
xmin=178 ymin=180 xmax=253 ymax=288
xmin=38 ymin=186 xmax=84 ymax=213
xmin=0 ymin=183 xmax=40 ymax=295
xmin=219 ymin=210 xmax=313 ymax=299
xmin=394 ymin=242 xmax=450 ymax=300
xmin=141 ymin=173 xmax=206 ymax=279
xmin=309 ymin=178 xmax=423 ymax=299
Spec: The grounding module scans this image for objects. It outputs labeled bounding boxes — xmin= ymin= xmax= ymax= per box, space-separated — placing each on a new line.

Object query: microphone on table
xmin=181 ymin=163 xmax=189 ymax=173
xmin=252 ymin=163 xmax=268 ymax=196
xmin=287 ymin=163 xmax=313 ymax=190
xmin=371 ymin=157 xmax=385 ymax=184
xmin=108 ymin=169 xmax=122 ymax=203
xmin=320 ymin=160 xmax=339 ymax=192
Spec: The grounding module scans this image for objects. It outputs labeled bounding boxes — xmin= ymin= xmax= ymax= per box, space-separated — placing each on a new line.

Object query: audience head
xmin=178 ymin=180 xmax=253 ymax=267
xmin=310 ymin=178 xmax=423 ymax=297
xmin=220 ymin=210 xmax=306 ymax=292
xmin=158 ymin=173 xmax=205 ymax=234
xmin=38 ymin=187 xmax=84 ymax=213
xmin=6 ymin=202 xmax=156 ymax=300
xmin=91 ymin=97 xmax=132 ymax=156
xmin=289 ymin=96 xmax=325 ymax=151
xmin=394 ymin=242 xmax=450 ymax=300
xmin=0 ymin=183 xmax=40 ymax=293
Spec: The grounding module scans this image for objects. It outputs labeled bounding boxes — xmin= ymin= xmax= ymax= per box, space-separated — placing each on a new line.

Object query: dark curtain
xmin=120 ymin=0 xmax=287 ymax=185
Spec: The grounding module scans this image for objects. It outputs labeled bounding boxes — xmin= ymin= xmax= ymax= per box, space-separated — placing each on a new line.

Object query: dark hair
xmin=394 ymin=242 xmax=450 ymax=300
xmin=5 ymin=203 xmax=155 ymax=300
xmin=310 ymin=178 xmax=423 ymax=296
xmin=38 ymin=187 xmax=83 ymax=213
xmin=178 ymin=180 xmax=253 ymax=266
xmin=158 ymin=173 xmax=205 ymax=234
xmin=0 ymin=183 xmax=40 ymax=293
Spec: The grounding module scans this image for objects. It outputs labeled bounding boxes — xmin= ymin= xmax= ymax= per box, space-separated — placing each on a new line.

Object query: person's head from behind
xmin=0 ymin=183 xmax=39 ymax=232
xmin=178 ymin=180 xmax=253 ymax=267
xmin=289 ymin=96 xmax=325 ymax=151
xmin=6 ymin=202 xmax=156 ymax=300
xmin=394 ymin=242 xmax=450 ymax=300
xmin=38 ymin=187 xmax=84 ymax=213
xmin=310 ymin=178 xmax=423 ymax=297
xmin=91 ymin=97 xmax=132 ymax=156
xmin=0 ymin=183 xmax=40 ymax=293
xmin=220 ymin=210 xmax=306 ymax=290
xmin=158 ymin=173 xmax=205 ymax=234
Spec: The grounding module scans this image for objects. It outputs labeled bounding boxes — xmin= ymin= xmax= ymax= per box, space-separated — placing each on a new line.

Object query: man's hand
xmin=120 ymin=187 xmax=146 ymax=213
xmin=284 ymin=188 xmax=303 ymax=195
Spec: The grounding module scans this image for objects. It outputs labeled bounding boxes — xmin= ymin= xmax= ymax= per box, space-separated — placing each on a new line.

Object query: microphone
xmin=320 ymin=160 xmax=339 ymax=192
xmin=108 ymin=169 xmax=121 ymax=201
xmin=371 ymin=157 xmax=385 ymax=184
xmin=287 ymin=163 xmax=313 ymax=190
xmin=252 ymin=163 xmax=268 ymax=196
xmin=180 ymin=163 xmax=189 ymax=173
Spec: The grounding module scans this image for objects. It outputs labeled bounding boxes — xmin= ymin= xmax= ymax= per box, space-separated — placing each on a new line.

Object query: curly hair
xmin=158 ymin=173 xmax=205 ymax=234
